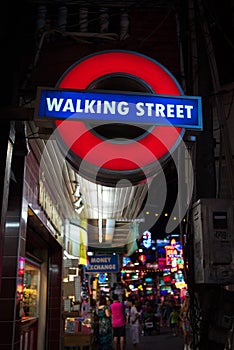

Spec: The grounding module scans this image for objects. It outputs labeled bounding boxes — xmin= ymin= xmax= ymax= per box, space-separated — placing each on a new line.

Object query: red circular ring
xmin=55 ymin=51 xmax=183 ymax=171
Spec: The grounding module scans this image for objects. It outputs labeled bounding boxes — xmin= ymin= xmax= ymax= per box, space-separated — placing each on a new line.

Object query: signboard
xmin=36 ymin=88 xmax=202 ymax=130
xmin=98 ymin=273 xmax=107 ymax=283
xmin=165 ymin=244 xmax=184 ymax=270
xmin=158 ymin=258 xmax=166 ymax=270
xmin=142 ymin=230 xmax=152 ymax=249
xmin=86 ymin=255 xmax=119 ymax=273
xmin=34 ymin=50 xmax=203 ymax=185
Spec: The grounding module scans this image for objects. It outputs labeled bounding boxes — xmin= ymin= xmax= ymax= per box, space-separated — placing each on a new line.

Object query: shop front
xmin=21 ymin=258 xmax=40 ymax=349
xmin=23 ymin=148 xmax=64 ymax=350
xmin=0 ymin=123 xmax=63 ymax=350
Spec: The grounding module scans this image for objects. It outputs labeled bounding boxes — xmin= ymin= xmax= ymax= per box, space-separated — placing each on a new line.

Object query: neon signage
xmin=98 ymin=273 xmax=107 ymax=283
xmin=34 ymin=51 xmax=203 ymax=185
xmin=36 ymin=88 xmax=202 ymax=129
xmin=165 ymin=243 xmax=184 ymax=270
xmin=142 ymin=230 xmax=152 ymax=249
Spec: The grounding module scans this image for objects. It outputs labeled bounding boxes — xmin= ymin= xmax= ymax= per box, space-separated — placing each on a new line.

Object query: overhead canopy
xmin=26 ymin=121 xmax=146 ymax=252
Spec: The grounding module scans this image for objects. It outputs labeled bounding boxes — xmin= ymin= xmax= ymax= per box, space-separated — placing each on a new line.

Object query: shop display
xmin=22 ymin=260 xmax=40 ymax=318
xmin=63 ymin=312 xmax=94 ymax=349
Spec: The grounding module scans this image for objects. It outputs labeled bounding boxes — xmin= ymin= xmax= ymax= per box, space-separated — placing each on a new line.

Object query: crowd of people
xmin=90 ymin=292 xmax=192 ymax=350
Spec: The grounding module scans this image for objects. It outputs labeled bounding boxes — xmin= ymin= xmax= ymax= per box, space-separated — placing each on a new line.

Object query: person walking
xmin=141 ymin=301 xmax=155 ymax=335
xmin=129 ymin=299 xmax=140 ymax=350
xmin=110 ymin=294 xmax=126 ymax=350
xmin=97 ymin=295 xmax=112 ymax=350
xmin=169 ymin=305 xmax=180 ymax=336
xmin=180 ymin=295 xmax=192 ymax=350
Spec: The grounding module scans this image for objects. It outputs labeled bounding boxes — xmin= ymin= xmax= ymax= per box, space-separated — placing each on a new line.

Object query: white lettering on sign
xmin=87 ymin=264 xmax=116 ymax=270
xmin=46 ymin=98 xmax=130 ymax=116
xmin=135 ymin=102 xmax=193 ymax=118
xmin=46 ymin=97 xmax=194 ymax=119
xmin=90 ymin=257 xmax=112 ymax=263
xmin=87 ymin=256 xmax=119 ymax=272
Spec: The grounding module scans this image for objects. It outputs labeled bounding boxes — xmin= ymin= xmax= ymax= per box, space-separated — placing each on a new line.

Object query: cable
xmin=200 ymin=0 xmax=234 ymax=50
xmin=136 ymin=5 xmax=174 ymax=49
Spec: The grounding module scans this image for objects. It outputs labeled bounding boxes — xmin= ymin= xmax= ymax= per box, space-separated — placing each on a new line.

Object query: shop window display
xmin=23 ymin=260 xmax=40 ymax=317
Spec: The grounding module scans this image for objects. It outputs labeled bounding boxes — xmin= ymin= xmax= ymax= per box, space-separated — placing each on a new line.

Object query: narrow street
xmin=125 ymin=325 xmax=184 ymax=350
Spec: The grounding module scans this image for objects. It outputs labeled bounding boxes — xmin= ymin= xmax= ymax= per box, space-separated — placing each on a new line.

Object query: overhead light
xmin=6 ymin=222 xmax=20 ymax=228
xmin=98 ymin=217 xmax=102 ymax=243
xmin=64 ymin=250 xmax=78 ymax=259
xmin=73 ymin=184 xmax=81 ymax=197
xmin=74 ymin=196 xmax=83 ymax=208
xmin=105 ymin=219 xmax=115 ymax=244
xmin=75 ymin=205 xmax=84 ymax=214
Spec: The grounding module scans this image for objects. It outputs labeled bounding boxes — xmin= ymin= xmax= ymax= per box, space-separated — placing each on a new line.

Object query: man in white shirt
xmin=129 ymin=299 xmax=140 ymax=350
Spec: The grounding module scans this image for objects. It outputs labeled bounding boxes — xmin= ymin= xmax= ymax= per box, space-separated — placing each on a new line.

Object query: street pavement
xmin=124 ymin=325 xmax=184 ymax=350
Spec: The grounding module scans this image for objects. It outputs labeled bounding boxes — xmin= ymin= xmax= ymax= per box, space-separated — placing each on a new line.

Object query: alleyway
xmin=124 ymin=325 xmax=184 ymax=350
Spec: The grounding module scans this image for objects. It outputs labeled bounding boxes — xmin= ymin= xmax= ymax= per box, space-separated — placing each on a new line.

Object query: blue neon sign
xmin=36 ymin=88 xmax=202 ymax=130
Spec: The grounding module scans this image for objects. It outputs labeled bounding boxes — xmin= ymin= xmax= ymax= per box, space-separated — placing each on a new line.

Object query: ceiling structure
xmin=26 ymin=118 xmax=186 ymax=254
xmin=26 ymin=121 xmax=150 ymax=252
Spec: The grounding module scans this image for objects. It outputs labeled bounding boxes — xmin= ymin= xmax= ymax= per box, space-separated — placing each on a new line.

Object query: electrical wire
xmin=20 ymin=0 xmax=178 ymax=101
xmin=135 ymin=4 xmax=174 ymax=49
xmin=200 ymin=0 xmax=234 ymax=50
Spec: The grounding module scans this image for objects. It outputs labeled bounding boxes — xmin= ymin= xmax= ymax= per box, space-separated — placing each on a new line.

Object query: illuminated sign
xmin=158 ymin=258 xmax=166 ymax=270
xmin=98 ymin=273 xmax=107 ymax=283
xmin=145 ymin=277 xmax=153 ymax=283
xmin=36 ymin=88 xmax=202 ymax=129
xmin=142 ymin=230 xmax=152 ymax=248
xmin=86 ymin=255 xmax=119 ymax=273
xmin=122 ymin=256 xmax=132 ymax=266
xmin=139 ymin=254 xmax=147 ymax=263
xmin=33 ymin=51 xmax=203 ymax=185
xmin=160 ymin=285 xmax=172 ymax=295
xmin=34 ymin=51 xmax=204 ymax=186
xmin=157 ymin=239 xmax=170 ymax=247
xmin=165 ymin=244 xmax=184 ymax=270
xmin=175 ymin=281 xmax=187 ymax=289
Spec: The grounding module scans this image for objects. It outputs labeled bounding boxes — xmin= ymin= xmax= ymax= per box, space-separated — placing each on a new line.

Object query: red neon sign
xmin=55 ymin=51 xmax=184 ymax=182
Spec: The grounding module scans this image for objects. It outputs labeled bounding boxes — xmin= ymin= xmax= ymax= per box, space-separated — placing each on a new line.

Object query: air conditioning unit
xmin=191 ymin=198 xmax=234 ymax=284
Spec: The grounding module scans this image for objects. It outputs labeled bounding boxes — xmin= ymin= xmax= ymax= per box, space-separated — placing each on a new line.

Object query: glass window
xmin=23 ymin=259 xmax=40 ymax=317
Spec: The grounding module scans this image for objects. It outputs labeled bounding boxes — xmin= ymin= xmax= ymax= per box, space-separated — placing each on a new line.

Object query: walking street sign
xmin=36 ymin=88 xmax=202 ymax=130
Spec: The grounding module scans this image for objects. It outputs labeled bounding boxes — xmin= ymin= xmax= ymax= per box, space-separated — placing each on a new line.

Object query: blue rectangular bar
xmin=36 ymin=88 xmax=203 ymax=130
